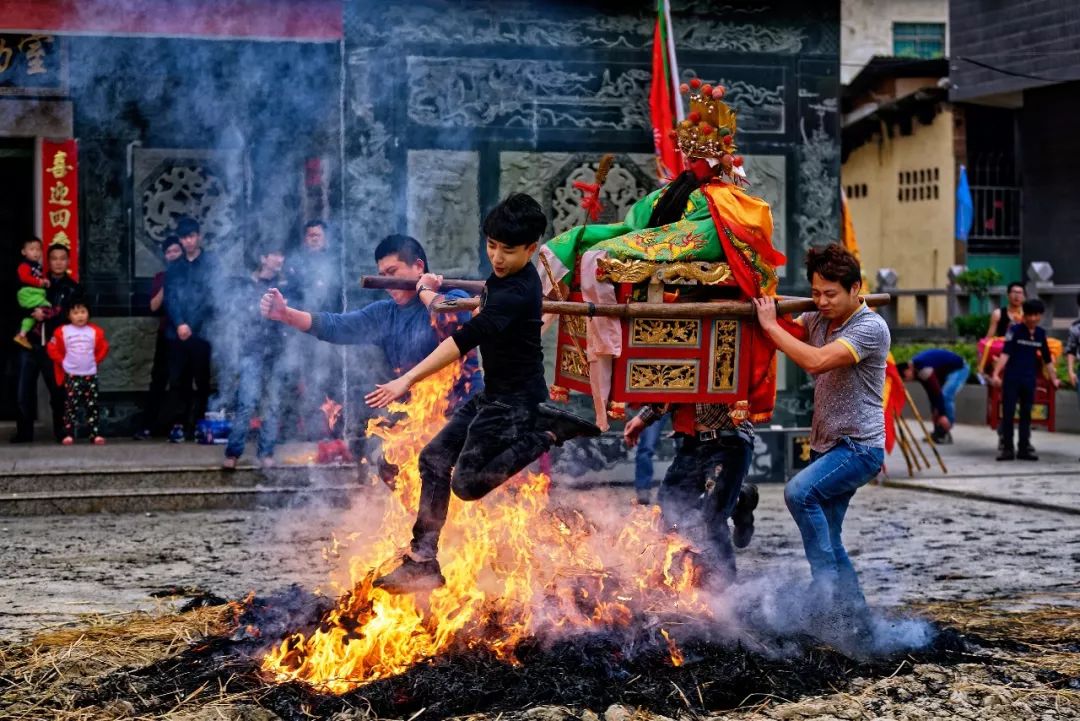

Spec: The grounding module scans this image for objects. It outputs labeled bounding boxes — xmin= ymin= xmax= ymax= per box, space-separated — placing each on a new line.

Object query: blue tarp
xmin=956 ymin=165 xmax=973 ymax=242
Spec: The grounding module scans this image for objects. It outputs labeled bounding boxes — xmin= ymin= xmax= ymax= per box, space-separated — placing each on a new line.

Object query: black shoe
xmin=732 ymin=482 xmax=758 ymax=549
xmin=372 ymin=556 xmax=446 ymax=595
xmin=535 ymin=405 xmax=602 ymax=446
xmin=1017 ymin=448 xmax=1039 ymax=461
xmin=937 ymin=431 xmax=953 ymax=445
xmin=996 ymin=448 xmax=1015 ymax=461
xmin=8 ymin=435 xmax=32 ymax=444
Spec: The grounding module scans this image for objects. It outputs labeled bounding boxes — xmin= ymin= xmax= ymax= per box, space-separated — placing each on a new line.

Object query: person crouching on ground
xmin=896 ymin=348 xmax=969 ymax=444
xmin=752 ymin=244 xmax=888 ymax=632
xmin=990 ymin=298 xmax=1059 ymax=461
xmin=364 ymin=193 xmax=600 ymax=595
xmin=47 ymin=295 xmax=109 ymax=445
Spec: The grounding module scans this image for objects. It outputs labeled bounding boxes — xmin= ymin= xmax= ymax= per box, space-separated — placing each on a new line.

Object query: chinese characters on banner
xmin=41 ymin=139 xmax=79 ymax=280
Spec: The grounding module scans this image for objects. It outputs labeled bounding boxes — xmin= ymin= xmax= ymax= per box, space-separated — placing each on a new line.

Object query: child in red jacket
xmin=47 ymin=297 xmax=109 ymax=445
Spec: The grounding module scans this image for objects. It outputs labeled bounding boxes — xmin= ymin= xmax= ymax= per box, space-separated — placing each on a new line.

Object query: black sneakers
xmin=997 ymin=448 xmax=1015 ymax=461
xmin=1017 ymin=447 xmax=1039 ymax=461
xmin=732 ymin=482 xmax=758 ymax=549
xmin=372 ymin=555 xmax=446 ymax=595
xmin=536 ymin=405 xmax=602 ymax=446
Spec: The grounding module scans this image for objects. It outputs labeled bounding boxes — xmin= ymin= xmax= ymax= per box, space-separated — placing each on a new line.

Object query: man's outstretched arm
xmin=752 ymin=298 xmax=858 ymax=374
xmin=365 ymin=336 xmax=461 ymax=408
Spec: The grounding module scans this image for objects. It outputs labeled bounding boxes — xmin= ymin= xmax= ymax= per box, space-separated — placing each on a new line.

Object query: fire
xmin=320 ymin=396 xmax=343 ymax=434
xmin=262 ymin=364 xmax=709 ymax=694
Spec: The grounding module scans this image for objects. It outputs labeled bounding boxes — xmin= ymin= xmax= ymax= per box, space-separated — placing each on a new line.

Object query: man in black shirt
xmin=991 ymin=299 xmax=1059 ymax=461
xmin=365 ymin=193 xmax=599 ymax=594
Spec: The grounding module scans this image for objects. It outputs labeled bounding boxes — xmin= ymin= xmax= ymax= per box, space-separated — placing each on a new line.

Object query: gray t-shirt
xmin=801 ymin=303 xmax=890 ymax=452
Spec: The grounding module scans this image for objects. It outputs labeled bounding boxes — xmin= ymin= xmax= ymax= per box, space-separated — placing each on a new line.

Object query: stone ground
xmin=0 ymin=423 xmax=1077 ymax=720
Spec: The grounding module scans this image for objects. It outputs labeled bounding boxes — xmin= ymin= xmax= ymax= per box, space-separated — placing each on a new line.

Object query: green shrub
xmin=953 ymin=313 xmax=990 ymax=339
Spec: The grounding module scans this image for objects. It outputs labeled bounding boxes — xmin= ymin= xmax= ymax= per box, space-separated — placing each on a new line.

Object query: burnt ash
xmin=71 ymin=589 xmax=982 ymax=720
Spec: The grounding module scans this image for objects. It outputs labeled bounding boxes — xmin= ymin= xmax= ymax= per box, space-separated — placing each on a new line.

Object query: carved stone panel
xmin=132 ymin=147 xmax=243 ymax=278
xmin=500 ymin=151 xmax=656 ymax=235
xmin=406 ymin=149 xmax=480 ymax=277
xmin=409 ymin=56 xmax=651 ymax=131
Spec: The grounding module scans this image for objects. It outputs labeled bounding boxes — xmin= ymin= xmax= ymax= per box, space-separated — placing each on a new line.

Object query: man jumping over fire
xmin=365 ymin=193 xmax=601 ymax=595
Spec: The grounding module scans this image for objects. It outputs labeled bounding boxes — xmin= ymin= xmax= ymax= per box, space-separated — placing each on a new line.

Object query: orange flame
xmin=660 ymin=628 xmax=685 ymax=667
xmin=320 ymin=396 xmax=343 ymax=434
xmin=262 ymin=364 xmax=708 ymax=694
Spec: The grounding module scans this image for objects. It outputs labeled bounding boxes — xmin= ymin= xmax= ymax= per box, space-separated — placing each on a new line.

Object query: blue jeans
xmin=225 ymin=353 xmax=283 ymax=460
xmin=940 ymin=363 xmax=969 ymax=425
xmin=634 ymin=415 xmax=668 ymax=491
xmin=784 ymin=437 xmax=884 ymax=606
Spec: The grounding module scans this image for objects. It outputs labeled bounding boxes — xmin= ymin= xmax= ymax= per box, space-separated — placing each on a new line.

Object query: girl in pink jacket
xmin=47 ymin=298 xmax=109 ymax=445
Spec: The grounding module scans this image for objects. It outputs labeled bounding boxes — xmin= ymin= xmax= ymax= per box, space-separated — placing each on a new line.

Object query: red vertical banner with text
xmin=40 ymin=139 xmax=79 ymax=281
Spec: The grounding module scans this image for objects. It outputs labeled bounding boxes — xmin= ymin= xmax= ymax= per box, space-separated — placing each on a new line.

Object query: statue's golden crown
xmin=673 ymin=79 xmax=738 ymax=160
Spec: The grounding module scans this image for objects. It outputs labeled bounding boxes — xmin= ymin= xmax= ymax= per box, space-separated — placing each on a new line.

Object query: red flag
xmin=650 ymin=1 xmax=681 ymax=182
xmin=883 ymin=354 xmax=907 ymax=454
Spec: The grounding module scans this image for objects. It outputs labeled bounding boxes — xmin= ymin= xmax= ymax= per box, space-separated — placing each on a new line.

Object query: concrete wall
xmin=842 ymin=106 xmax=955 ymax=325
xmin=841 ymin=0 xmax=947 ymax=83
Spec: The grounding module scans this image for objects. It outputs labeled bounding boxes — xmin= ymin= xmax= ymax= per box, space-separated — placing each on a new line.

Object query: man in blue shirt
xmin=896 ymin=348 xmax=969 ymax=444
xmin=260 ymin=235 xmax=483 ymax=474
xmin=990 ymin=299 xmax=1060 ymax=461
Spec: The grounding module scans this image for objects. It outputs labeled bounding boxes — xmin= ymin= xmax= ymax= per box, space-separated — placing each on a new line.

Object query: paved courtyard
xmin=0 ymin=424 xmax=1077 ymax=640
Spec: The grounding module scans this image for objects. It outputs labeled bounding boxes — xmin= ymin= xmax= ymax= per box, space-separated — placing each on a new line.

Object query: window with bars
xmin=893 ymin=22 xmax=945 ymax=59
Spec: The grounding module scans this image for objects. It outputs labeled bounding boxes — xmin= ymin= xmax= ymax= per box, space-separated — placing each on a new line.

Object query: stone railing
xmin=875 ymin=262 xmax=1079 ymax=338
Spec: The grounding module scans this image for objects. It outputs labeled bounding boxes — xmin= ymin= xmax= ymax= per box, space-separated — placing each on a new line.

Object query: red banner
xmin=40 ymin=138 xmax=78 ymax=280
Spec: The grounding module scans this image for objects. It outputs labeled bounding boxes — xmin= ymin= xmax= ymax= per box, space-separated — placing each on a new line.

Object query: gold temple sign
xmin=47 ymin=150 xmax=72 ymax=179
xmin=48 ymin=181 xmax=71 ymax=206
xmin=48 ymin=208 xmax=70 ymax=228
xmin=627 ymin=360 xmax=698 ymax=392
xmin=630 ymin=318 xmax=700 ymax=347
xmin=596 ymin=257 xmax=733 ymax=285
xmin=558 ymin=346 xmax=590 ymax=382
xmin=709 ymin=319 xmax=740 ymax=392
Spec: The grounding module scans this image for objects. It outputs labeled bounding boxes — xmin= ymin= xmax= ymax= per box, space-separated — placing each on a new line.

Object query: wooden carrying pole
xmin=892 ymin=410 xmax=917 ymax=477
xmin=361 ymin=276 xmax=487 ymax=294
xmin=428 ymin=293 xmax=892 ymax=318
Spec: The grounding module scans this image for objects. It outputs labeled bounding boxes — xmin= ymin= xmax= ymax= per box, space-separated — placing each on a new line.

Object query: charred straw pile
xmin=0 ymin=586 xmax=992 ymax=721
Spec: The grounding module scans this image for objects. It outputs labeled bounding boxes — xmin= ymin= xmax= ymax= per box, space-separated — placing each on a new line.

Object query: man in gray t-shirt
xmin=753 ymin=243 xmax=888 ymax=638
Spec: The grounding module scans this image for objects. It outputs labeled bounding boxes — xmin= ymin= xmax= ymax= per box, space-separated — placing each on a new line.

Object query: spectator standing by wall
xmin=163 ymin=217 xmax=216 ymax=443
xmin=10 ymin=242 xmax=80 ymax=443
xmin=133 ymin=236 xmax=183 ymax=439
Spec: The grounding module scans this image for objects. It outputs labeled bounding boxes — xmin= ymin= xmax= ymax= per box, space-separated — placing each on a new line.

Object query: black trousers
xmin=138 ymin=330 xmax=170 ymax=433
xmin=410 ymin=393 xmax=551 ymax=559
xmin=999 ymin=378 xmax=1035 ymax=451
xmin=165 ymin=337 xmax=212 ymax=430
xmin=658 ymin=435 xmax=753 ymax=583
xmin=15 ymin=344 xmax=64 ymax=441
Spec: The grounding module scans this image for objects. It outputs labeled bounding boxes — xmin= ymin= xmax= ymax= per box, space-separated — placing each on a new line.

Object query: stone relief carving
xmin=406 ymin=150 xmax=481 ymax=277
xmin=343 ymin=55 xmax=396 ymax=274
xmin=500 ymin=152 xmax=656 ymax=236
xmin=351 ymin=2 xmax=809 ymax=54
xmin=409 ymin=57 xmax=650 ymax=131
xmin=132 ymin=147 xmax=242 ymax=278
xmin=795 ymin=90 xmax=840 ymax=249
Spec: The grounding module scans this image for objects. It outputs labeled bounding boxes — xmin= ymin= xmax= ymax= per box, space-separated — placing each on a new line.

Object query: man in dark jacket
xmin=163 ymin=216 xmax=216 ymax=442
xmin=11 ymin=242 xmax=80 ymax=443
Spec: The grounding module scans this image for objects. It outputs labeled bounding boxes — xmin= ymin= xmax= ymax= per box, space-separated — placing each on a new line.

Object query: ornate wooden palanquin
xmin=552 ymin=258 xmax=756 ymax=405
